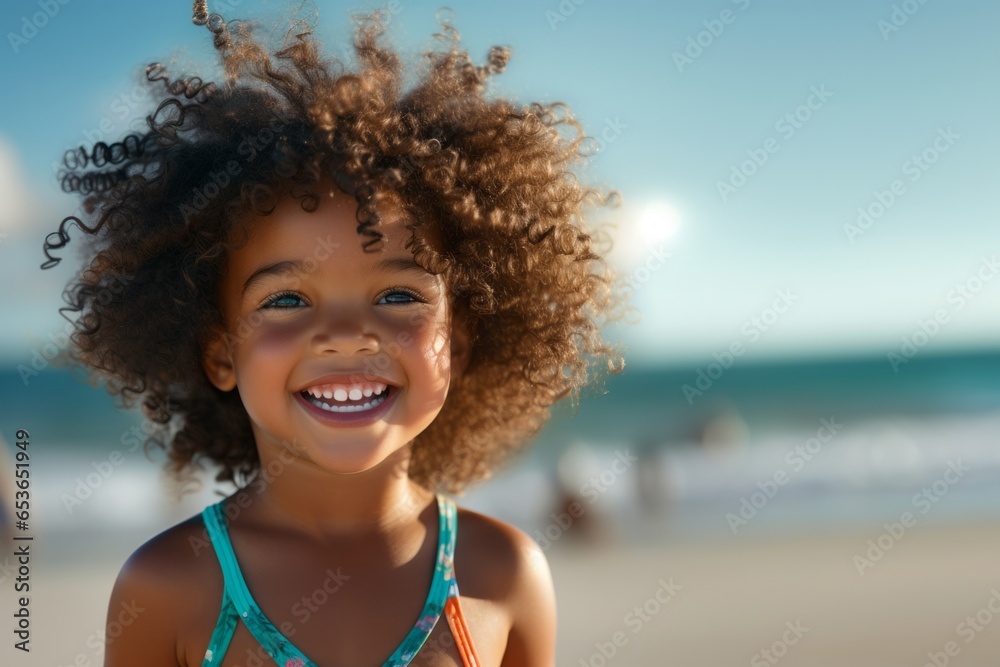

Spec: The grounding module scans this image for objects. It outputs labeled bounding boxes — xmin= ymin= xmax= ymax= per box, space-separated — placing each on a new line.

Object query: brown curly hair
xmin=41 ymin=1 xmax=629 ymax=495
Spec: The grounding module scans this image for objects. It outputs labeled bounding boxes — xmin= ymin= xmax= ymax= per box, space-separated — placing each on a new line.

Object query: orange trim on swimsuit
xmin=445 ymin=596 xmax=482 ymax=667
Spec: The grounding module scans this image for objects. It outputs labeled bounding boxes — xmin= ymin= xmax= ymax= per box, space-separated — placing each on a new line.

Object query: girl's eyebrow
xmin=242 ymin=260 xmax=304 ymax=297
xmin=241 ymin=256 xmax=431 ymax=296
xmin=359 ymin=256 xmax=432 ymax=279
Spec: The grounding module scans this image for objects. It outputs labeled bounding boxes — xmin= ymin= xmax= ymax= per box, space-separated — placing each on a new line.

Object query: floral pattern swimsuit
xmin=199 ymin=494 xmax=481 ymax=666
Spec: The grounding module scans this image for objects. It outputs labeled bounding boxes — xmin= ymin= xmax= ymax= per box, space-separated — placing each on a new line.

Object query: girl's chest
xmin=183 ymin=501 xmax=511 ymax=666
xmin=187 ymin=595 xmax=505 ymax=667
xmin=180 ymin=570 xmax=508 ymax=667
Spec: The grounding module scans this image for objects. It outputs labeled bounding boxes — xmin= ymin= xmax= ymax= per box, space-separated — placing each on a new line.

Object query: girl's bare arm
xmin=103 ymin=520 xmax=204 ymax=667
xmin=499 ymin=528 xmax=558 ymax=667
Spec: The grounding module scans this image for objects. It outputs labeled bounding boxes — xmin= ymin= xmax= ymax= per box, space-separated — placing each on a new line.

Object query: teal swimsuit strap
xmin=200 ymin=494 xmax=460 ymax=667
xmin=201 ymin=595 xmax=239 ymax=665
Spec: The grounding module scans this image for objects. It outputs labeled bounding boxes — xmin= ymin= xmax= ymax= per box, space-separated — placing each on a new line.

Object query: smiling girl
xmin=41 ymin=2 xmax=626 ymax=665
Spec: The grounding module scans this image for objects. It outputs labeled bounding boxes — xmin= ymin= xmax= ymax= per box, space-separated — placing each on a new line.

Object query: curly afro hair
xmin=41 ymin=1 xmax=629 ymax=496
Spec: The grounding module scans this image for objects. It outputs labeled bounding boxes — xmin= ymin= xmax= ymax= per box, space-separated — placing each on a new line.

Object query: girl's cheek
xmin=236 ymin=320 xmax=303 ymax=363
xmin=257 ymin=320 xmax=303 ymax=344
xmin=406 ymin=310 xmax=434 ymax=329
xmin=391 ymin=306 xmax=443 ymax=346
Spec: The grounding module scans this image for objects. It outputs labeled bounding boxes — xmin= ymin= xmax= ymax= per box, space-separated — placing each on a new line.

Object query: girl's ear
xmin=201 ymin=325 xmax=237 ymax=391
xmin=449 ymin=302 xmax=473 ymax=382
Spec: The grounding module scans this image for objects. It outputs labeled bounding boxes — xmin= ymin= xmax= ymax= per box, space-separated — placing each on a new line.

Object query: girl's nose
xmin=309 ymin=315 xmax=381 ymax=356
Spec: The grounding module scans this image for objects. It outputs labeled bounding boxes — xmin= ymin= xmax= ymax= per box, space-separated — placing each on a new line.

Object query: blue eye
xmin=259 ymin=288 xmax=423 ymax=309
xmin=260 ymin=291 xmax=305 ymax=309
xmin=379 ymin=289 xmax=422 ymax=305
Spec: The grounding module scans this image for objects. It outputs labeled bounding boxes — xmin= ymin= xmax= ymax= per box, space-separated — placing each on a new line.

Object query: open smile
xmin=293 ymin=385 xmax=399 ymax=427
xmin=301 ymin=384 xmax=391 ymax=412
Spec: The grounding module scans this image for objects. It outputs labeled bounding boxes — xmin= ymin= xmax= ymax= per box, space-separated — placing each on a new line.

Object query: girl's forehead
xmin=220 ymin=193 xmax=450 ymax=286
xmin=232 ymin=187 xmax=447 ymax=257
xmin=233 ymin=192 xmax=390 ymax=248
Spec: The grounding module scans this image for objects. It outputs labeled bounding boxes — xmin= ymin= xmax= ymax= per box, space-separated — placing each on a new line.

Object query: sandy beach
xmin=553 ymin=519 xmax=1000 ymax=666
xmin=4 ymin=517 xmax=1000 ymax=666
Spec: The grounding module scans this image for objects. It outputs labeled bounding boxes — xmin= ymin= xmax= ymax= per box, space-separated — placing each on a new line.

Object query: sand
xmin=3 ymin=519 xmax=1000 ymax=666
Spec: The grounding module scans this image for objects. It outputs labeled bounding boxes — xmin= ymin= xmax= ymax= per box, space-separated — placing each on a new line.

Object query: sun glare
xmin=638 ymin=201 xmax=682 ymax=245
xmin=608 ymin=199 xmax=683 ymax=269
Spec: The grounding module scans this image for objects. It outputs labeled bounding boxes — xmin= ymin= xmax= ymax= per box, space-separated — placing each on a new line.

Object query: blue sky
xmin=1 ymin=0 xmax=998 ymax=367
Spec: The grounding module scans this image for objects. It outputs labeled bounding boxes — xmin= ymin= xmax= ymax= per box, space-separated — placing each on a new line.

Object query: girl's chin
xmin=293 ymin=438 xmax=402 ymax=475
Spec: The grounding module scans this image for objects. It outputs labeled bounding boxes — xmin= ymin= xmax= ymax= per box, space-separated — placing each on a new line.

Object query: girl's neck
xmin=242 ymin=440 xmax=437 ymax=542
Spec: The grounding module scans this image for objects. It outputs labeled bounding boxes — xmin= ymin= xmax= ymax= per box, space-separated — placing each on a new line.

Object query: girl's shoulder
xmin=452 ymin=502 xmax=553 ymax=599
xmin=103 ymin=509 xmax=228 ymax=666
xmin=451 ymin=503 xmax=558 ymax=663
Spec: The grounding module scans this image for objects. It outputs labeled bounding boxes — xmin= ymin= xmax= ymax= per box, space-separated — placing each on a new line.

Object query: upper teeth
xmin=304 ymin=382 xmax=388 ymax=402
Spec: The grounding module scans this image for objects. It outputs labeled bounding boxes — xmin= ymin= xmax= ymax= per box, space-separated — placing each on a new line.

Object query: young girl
xmin=42 ymin=2 xmax=626 ymax=665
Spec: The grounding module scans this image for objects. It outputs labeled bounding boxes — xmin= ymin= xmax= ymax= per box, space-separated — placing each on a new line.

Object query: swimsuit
xmin=199 ymin=494 xmax=482 ymax=666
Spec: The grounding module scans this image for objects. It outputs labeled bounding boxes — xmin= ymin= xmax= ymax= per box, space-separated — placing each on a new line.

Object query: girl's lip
xmin=293 ymin=385 xmax=399 ymax=428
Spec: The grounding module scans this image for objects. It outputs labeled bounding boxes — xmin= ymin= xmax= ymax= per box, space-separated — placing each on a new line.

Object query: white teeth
xmin=303 ymin=392 xmax=388 ymax=413
xmin=304 ymin=382 xmax=391 ymax=402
